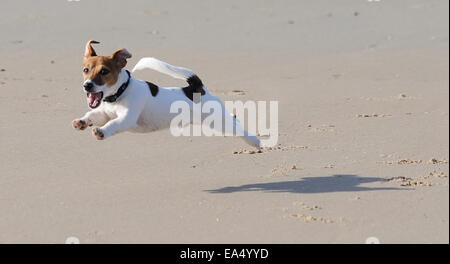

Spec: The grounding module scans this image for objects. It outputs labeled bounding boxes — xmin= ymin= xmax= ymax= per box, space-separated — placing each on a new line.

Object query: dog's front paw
xmin=91 ymin=127 xmax=105 ymax=140
xmin=72 ymin=119 xmax=88 ymax=130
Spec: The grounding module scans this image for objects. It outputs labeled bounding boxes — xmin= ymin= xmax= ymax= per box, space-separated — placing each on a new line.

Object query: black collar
xmin=103 ymin=70 xmax=131 ymax=103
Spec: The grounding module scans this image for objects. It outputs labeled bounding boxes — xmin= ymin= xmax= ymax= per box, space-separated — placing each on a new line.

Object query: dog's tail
xmin=132 ymin=57 xmax=197 ymax=81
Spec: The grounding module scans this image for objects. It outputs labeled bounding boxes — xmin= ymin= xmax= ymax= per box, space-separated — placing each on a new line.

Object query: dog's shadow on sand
xmin=206 ymin=174 xmax=403 ymax=194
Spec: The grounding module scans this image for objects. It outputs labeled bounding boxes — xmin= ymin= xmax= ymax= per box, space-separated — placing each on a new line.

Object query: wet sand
xmin=0 ymin=0 xmax=448 ymax=243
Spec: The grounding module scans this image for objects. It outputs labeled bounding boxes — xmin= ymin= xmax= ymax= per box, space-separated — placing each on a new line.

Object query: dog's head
xmin=82 ymin=40 xmax=132 ymax=109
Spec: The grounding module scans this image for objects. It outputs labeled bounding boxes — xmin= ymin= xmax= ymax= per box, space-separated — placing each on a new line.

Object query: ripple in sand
xmin=428 ymin=158 xmax=448 ymax=164
xmin=418 ymin=171 xmax=448 ymax=179
xmin=356 ymin=113 xmax=392 ymax=118
xmin=379 ymin=158 xmax=422 ymax=165
xmin=290 ymin=214 xmax=334 ymax=224
xmin=385 ymin=176 xmax=432 ymax=187
xmin=232 ymin=145 xmax=308 ymax=155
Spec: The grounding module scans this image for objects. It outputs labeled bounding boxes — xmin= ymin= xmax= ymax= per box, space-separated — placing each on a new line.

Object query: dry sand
xmin=0 ymin=0 xmax=448 ymax=243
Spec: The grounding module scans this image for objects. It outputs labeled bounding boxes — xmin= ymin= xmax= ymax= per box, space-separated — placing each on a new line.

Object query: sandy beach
xmin=0 ymin=0 xmax=448 ymax=243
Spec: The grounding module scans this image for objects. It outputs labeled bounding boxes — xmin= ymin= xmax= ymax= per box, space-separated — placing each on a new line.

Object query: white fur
xmin=132 ymin=57 xmax=195 ymax=80
xmin=73 ymin=58 xmax=261 ymax=148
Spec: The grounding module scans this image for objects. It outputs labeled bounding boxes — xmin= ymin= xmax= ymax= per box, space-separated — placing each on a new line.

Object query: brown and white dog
xmin=72 ymin=40 xmax=261 ymax=147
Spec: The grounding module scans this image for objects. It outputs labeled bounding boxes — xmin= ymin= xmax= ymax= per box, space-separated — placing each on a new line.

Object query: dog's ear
xmin=111 ymin=48 xmax=132 ymax=68
xmin=84 ymin=40 xmax=100 ymax=58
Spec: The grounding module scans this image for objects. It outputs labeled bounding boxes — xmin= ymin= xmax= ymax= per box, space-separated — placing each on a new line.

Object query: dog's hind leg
xmin=227 ymin=114 xmax=261 ymax=148
xmin=205 ymin=99 xmax=261 ymax=148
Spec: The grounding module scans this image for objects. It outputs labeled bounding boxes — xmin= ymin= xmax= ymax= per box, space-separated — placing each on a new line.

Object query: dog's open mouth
xmin=87 ymin=91 xmax=103 ymax=108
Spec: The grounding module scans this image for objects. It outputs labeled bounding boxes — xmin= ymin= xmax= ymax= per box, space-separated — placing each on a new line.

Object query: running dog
xmin=72 ymin=40 xmax=261 ymax=148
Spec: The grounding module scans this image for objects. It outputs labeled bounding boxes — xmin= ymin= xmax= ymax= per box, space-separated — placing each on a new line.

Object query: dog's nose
xmin=83 ymin=82 xmax=94 ymax=92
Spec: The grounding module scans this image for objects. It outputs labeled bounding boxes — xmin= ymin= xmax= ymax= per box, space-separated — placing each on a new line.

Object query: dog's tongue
xmin=88 ymin=92 xmax=102 ymax=107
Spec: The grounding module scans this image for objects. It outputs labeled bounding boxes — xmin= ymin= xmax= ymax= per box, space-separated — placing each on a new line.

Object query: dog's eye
xmin=100 ymin=68 xmax=110 ymax=75
xmin=83 ymin=68 xmax=89 ymax=73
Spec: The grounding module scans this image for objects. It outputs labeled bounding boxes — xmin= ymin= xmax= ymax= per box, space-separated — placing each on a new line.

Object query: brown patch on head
xmin=83 ymin=56 xmax=122 ymax=86
xmin=82 ymin=41 xmax=132 ymax=87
